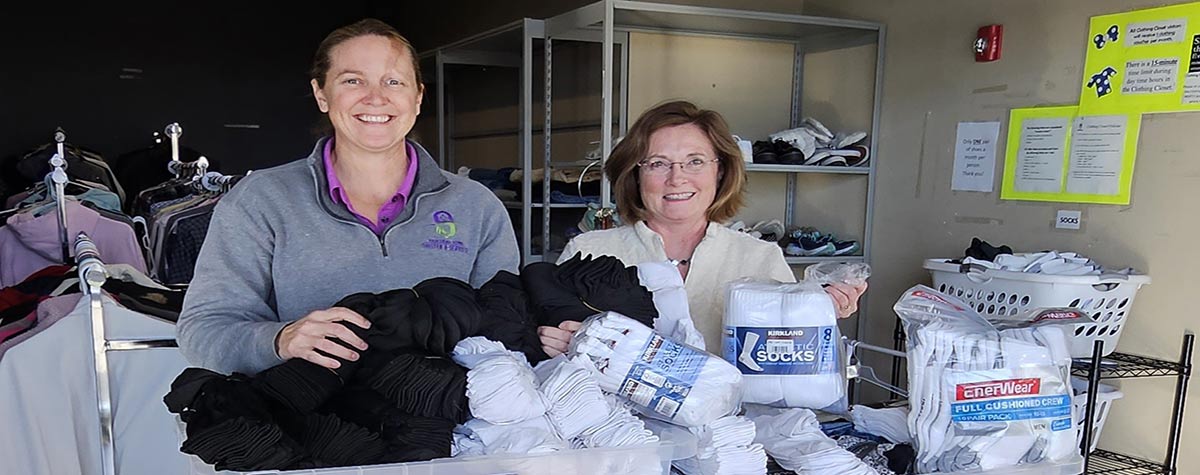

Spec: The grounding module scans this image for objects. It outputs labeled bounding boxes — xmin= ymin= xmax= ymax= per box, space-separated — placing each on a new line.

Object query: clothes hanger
xmin=844 ymin=337 xmax=908 ymax=399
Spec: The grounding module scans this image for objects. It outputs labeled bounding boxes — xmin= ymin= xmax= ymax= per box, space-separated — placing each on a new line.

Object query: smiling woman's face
xmin=311 ymin=35 xmax=423 ymax=155
xmin=638 ymin=123 xmax=721 ymax=227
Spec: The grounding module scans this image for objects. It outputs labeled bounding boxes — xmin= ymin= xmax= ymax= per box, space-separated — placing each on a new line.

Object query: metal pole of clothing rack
xmin=52 ymin=128 xmax=71 ymax=263
xmin=50 ymin=153 xmax=70 ymax=263
xmin=76 ymin=232 xmax=178 ymax=475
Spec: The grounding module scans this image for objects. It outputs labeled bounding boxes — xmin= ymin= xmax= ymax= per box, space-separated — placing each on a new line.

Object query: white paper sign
xmin=1014 ymin=117 xmax=1070 ymax=193
xmin=1126 ymin=18 xmax=1188 ymax=47
xmin=952 ymin=121 xmax=1001 ymax=192
xmin=1066 ymin=115 xmax=1128 ymax=196
xmin=1123 ymin=58 xmax=1181 ymax=94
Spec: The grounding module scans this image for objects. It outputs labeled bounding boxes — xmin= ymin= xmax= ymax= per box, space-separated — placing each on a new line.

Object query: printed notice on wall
xmin=1080 ymin=3 xmax=1200 ymax=114
xmin=1125 ymin=18 xmax=1188 ymax=46
xmin=952 ymin=121 xmax=1000 ymax=192
xmin=1014 ymin=117 xmax=1070 ymax=193
xmin=1123 ymin=58 xmax=1181 ymax=94
xmin=1066 ymin=115 xmax=1128 ymax=196
xmin=1002 ymin=106 xmax=1141 ymax=205
xmin=1185 ymin=34 xmax=1200 ymax=103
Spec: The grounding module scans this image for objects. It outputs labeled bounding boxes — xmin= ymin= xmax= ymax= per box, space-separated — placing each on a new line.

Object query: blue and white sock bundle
xmin=724 ymin=281 xmax=845 ymax=410
xmin=569 ymin=311 xmax=742 ymax=428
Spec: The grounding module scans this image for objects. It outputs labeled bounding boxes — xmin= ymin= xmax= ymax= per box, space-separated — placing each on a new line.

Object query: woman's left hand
xmin=826 ymin=281 xmax=868 ymax=319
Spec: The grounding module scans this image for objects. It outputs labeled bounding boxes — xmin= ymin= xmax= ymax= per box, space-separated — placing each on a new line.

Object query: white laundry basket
xmin=1070 ymin=377 xmax=1124 ymax=454
xmin=923 ymin=259 xmax=1150 ymax=358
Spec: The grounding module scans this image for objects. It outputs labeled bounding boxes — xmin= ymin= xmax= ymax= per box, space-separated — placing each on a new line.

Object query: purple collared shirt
xmin=323 ymin=139 xmax=419 ymax=235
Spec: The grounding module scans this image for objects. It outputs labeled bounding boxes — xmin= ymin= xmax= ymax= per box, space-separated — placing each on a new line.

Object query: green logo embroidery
xmin=435 ymin=222 xmax=457 ymax=238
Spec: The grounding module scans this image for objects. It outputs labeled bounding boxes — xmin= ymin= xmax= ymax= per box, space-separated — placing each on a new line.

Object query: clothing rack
xmin=162 ymin=122 xmax=212 ymax=180
xmin=168 ymin=155 xmax=209 ymax=180
xmin=76 ymin=232 xmax=178 ymax=475
xmin=50 ymin=146 xmax=70 ymax=263
xmin=197 ymin=170 xmax=244 ymax=193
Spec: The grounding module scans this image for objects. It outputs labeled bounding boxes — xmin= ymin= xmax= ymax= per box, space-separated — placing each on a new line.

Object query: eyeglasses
xmin=637 ymin=157 xmax=719 ymax=176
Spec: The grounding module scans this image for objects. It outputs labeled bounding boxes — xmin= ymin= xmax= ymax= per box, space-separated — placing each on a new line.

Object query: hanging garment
xmin=11 ymin=143 xmax=124 ymax=204
xmin=0 ymin=294 xmax=189 ymax=475
xmin=569 ymin=311 xmax=742 ymax=428
xmin=896 ymin=287 xmax=1081 ymax=473
xmin=110 ymin=141 xmax=204 ymax=213
xmin=724 ymin=281 xmax=845 ymax=410
xmin=0 ymin=199 xmax=146 ymax=287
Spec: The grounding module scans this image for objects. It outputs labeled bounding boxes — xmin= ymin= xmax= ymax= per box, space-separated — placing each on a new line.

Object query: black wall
xmin=0 ymin=2 xmax=595 ymax=180
xmin=2 ymin=4 xmax=372 ymax=176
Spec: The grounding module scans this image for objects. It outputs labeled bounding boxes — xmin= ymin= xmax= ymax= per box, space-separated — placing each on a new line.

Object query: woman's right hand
xmin=539 ymin=320 xmax=582 ymax=358
xmin=276 ymin=307 xmax=371 ymax=369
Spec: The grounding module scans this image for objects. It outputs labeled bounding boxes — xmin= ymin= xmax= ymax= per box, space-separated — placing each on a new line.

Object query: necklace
xmin=668 ymin=258 xmax=690 ymax=267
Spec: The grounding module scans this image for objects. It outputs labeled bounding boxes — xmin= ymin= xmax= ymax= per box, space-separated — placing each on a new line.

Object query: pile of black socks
xmin=166 ymin=255 xmax=660 ymax=471
xmin=522 ymin=253 xmax=658 ymax=329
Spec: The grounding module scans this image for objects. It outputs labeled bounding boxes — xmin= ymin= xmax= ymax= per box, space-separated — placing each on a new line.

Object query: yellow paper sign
xmin=1001 ymin=106 xmax=1142 ymax=205
xmin=1079 ymin=2 xmax=1200 ymax=114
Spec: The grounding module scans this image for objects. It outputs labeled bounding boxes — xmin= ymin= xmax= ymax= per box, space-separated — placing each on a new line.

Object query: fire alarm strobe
xmin=975 ymin=24 xmax=1003 ymax=62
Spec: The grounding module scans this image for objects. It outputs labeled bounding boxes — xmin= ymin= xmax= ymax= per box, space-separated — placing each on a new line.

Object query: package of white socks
xmin=638 ymin=261 xmax=706 ymax=349
xmin=723 ymin=280 xmax=846 ymax=410
xmin=569 ymin=311 xmax=743 ymax=428
xmin=895 ymin=286 xmax=1086 ymax=473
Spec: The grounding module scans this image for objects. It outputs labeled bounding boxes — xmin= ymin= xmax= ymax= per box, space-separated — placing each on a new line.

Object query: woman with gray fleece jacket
xmin=177 ymin=19 xmax=519 ymax=376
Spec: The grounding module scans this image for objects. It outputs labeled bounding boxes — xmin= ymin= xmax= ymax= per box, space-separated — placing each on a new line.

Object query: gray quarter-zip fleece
xmin=177 ymin=137 xmax=519 ymax=375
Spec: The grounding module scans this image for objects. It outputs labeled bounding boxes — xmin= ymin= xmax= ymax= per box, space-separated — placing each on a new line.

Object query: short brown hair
xmin=311 ymin=18 xmax=423 ymax=88
xmin=605 ymin=100 xmax=746 ymax=225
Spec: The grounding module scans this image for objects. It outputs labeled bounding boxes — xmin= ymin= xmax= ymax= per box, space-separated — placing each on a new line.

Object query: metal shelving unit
xmin=545 ymin=0 xmax=883 ymax=342
xmin=422 ymin=19 xmax=628 ymax=264
xmin=1075 ymin=335 xmax=1194 ymax=475
xmin=1085 ymin=450 xmax=1172 ymax=475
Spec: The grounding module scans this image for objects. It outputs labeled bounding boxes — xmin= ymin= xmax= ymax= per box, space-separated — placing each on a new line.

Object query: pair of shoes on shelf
xmin=751 ymin=140 xmax=806 ymax=165
xmin=764 ymin=118 xmax=871 ymax=168
xmin=803 ymin=144 xmax=871 ymax=167
xmin=783 ymin=227 xmax=860 ymax=257
xmin=728 ymin=219 xmax=786 ymax=243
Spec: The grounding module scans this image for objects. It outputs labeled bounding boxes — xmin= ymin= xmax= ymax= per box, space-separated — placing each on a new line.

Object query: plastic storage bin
xmin=923 ymin=259 xmax=1150 ymax=357
xmin=918 ymin=457 xmax=1084 ymax=475
xmin=179 ymin=417 xmax=690 ymax=475
xmin=1071 ymin=377 xmax=1124 ymax=454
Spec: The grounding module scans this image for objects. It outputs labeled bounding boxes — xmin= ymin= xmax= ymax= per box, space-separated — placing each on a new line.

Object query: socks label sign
xmin=723 ymin=325 xmax=838 ymax=375
xmin=947 ymin=371 xmax=1072 ymax=430
xmin=618 ymin=334 xmax=706 ymax=419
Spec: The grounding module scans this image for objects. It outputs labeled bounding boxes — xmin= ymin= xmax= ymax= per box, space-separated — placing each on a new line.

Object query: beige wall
xmin=804 ymin=0 xmax=1200 ymax=465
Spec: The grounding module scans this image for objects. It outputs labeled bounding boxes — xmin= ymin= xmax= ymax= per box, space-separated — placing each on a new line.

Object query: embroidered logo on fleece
xmin=423 ymin=211 xmax=468 ymax=253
